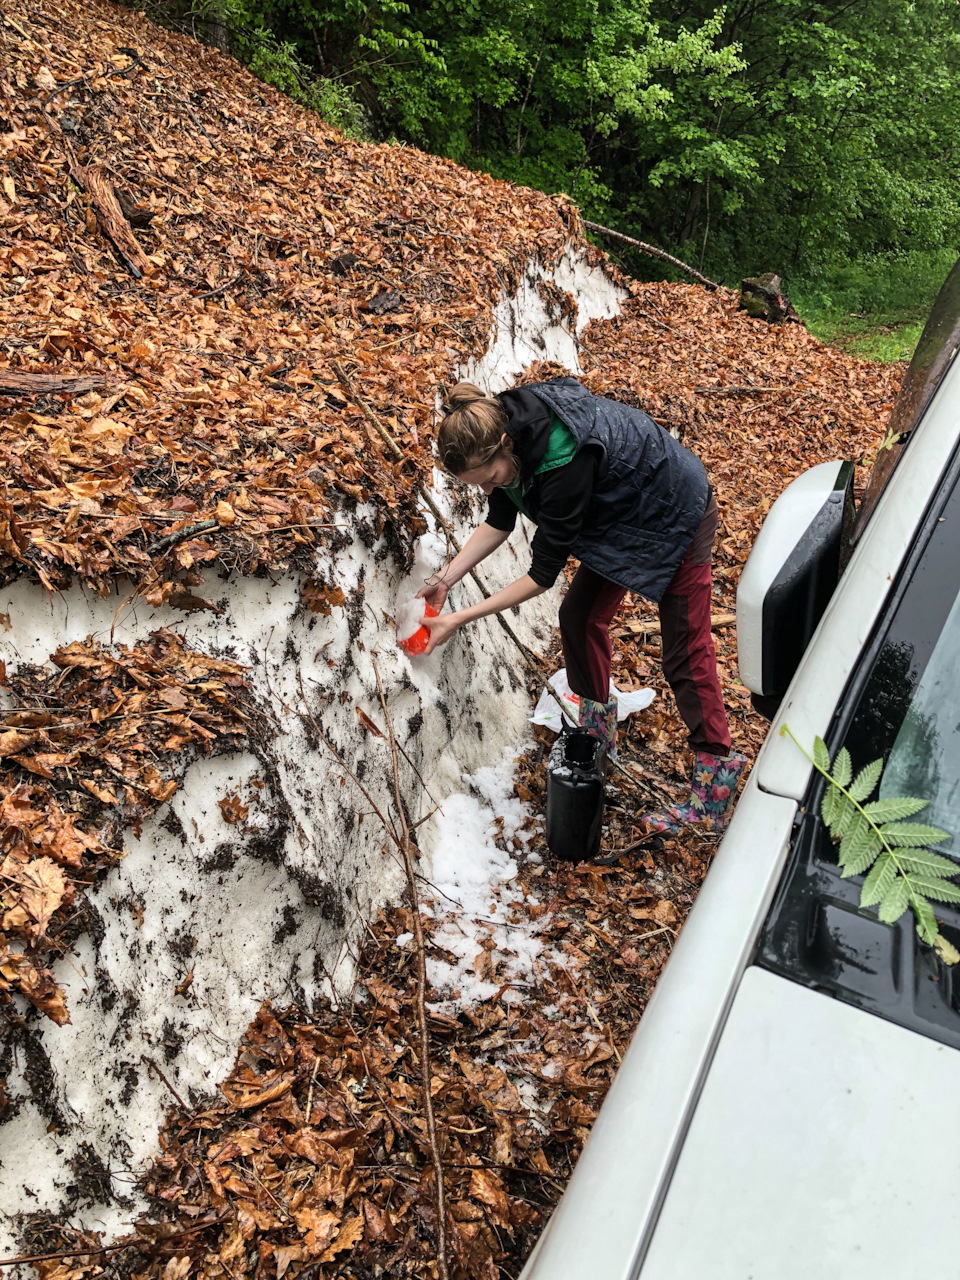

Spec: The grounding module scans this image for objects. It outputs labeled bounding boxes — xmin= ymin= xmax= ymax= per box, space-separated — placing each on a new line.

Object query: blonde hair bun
xmin=442 ymin=381 xmax=489 ymax=412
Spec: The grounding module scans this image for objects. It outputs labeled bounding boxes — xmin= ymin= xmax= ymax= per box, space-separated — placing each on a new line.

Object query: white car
xmin=521 ymin=256 xmax=960 ymax=1279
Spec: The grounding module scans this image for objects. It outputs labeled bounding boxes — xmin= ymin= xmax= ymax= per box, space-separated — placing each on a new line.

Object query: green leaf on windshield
xmin=782 ymin=723 xmax=960 ymax=963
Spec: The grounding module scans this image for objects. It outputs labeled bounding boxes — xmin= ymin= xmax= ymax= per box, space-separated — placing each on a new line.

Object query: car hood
xmin=639 ymin=966 xmax=960 ymax=1278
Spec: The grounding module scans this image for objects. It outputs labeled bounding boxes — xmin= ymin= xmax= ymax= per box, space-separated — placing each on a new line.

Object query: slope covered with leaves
xmin=1 ymin=0 xmax=586 ymax=603
xmin=0 ymin=1 xmax=907 ymax=1276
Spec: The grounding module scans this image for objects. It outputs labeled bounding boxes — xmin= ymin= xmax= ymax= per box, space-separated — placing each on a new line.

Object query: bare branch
xmin=372 ymin=657 xmax=450 ymax=1280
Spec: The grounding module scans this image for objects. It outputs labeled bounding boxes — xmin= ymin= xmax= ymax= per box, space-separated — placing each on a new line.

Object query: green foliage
xmin=781 ymin=725 xmax=959 ymax=957
xmin=233 ymin=25 xmax=371 ymax=137
xmin=790 ymin=248 xmax=958 ymax=363
xmin=134 ymin=0 xmax=372 ymax=136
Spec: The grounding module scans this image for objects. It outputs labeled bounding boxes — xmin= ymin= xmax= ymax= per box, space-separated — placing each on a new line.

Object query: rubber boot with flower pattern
xmin=578 ymin=695 xmax=618 ymax=764
xmin=642 ymin=749 xmax=748 ymax=835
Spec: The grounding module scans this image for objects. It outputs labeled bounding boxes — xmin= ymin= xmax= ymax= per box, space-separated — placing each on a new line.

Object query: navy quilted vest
xmin=508 ymin=378 xmax=710 ymax=602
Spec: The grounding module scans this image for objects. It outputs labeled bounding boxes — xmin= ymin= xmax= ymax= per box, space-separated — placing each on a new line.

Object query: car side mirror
xmin=737 ymin=460 xmax=856 ymax=719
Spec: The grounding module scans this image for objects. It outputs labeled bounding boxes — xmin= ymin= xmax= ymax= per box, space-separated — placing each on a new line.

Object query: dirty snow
xmin=419 ymin=746 xmax=558 ymax=1012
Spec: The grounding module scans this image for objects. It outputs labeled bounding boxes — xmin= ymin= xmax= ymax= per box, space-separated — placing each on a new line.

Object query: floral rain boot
xmin=578 ymin=695 xmax=618 ymax=765
xmin=642 ymin=750 xmax=748 ymax=835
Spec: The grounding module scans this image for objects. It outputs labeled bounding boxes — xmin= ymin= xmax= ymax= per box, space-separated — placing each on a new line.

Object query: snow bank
xmin=0 ymin=243 xmax=624 ymax=1250
xmin=419 ymin=746 xmax=552 ymax=1010
xmin=461 ymin=245 xmax=624 ymax=391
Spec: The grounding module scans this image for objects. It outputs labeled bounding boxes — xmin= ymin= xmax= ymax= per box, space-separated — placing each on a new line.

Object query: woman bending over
xmin=419 ymin=377 xmax=746 ymax=835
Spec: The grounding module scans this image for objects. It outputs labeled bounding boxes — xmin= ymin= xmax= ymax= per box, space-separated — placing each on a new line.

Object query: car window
xmin=756 ymin=445 xmax=960 ymax=1048
xmin=851 ymin=255 xmax=960 ymax=541
xmin=881 ymin=589 xmax=960 ymax=846
xmin=842 ymin=461 xmax=960 ymax=822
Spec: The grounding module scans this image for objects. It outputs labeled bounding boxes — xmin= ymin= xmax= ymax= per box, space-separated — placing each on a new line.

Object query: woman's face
xmin=455 ymin=435 xmax=516 ymax=495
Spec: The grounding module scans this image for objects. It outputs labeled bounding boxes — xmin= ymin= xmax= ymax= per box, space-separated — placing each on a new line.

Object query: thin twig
xmin=582 ymin=220 xmax=721 ymax=291
xmin=634 ymin=308 xmax=672 ymax=332
xmin=141 ymin=1053 xmax=188 ymax=1110
xmin=147 ymin=518 xmax=219 ymax=557
xmin=694 ymin=384 xmax=808 ymax=396
xmin=196 ymin=271 xmax=245 ymax=301
xmin=633 ymin=924 xmax=676 ymax=943
xmin=372 ymin=658 xmax=449 ymax=1280
xmin=0 ymin=1215 xmax=231 ymax=1267
xmin=114 ymin=46 xmax=147 ymax=79
xmin=410 ymin=803 xmax=441 ymax=830
xmin=0 ymin=1244 xmax=130 ymax=1269
xmin=304 ymin=1054 xmax=321 ymax=1124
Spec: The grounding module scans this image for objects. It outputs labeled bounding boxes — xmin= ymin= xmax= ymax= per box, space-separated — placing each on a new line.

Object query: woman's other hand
xmin=416 ymin=578 xmax=449 ymax=612
xmin=421 ymin=611 xmax=460 ymax=654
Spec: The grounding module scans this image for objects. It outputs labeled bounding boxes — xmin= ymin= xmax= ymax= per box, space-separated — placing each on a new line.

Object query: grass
xmin=789 ymin=248 xmax=958 ymax=364
xmin=799 ymin=310 xmax=927 ymax=363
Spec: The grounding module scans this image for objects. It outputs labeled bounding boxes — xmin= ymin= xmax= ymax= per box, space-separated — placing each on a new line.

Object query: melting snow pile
xmin=417 ymin=747 xmax=562 ymax=1011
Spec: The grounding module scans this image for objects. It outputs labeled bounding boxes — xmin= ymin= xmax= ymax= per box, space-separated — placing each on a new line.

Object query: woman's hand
xmin=414 ymin=524 xmax=511 ymax=613
xmin=416 ymin=577 xmax=449 ymax=612
xmin=421 ymin=611 xmax=461 ymax=654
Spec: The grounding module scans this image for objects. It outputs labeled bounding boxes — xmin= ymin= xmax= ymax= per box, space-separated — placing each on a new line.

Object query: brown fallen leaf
xmin=355 ymin=707 xmax=385 ymax=738
xmin=0 ymin=730 xmax=39 ymax=757
xmin=273 ymin=1245 xmax=306 ymax=1280
xmin=469 ymin=1167 xmax=512 ymax=1226
xmin=218 ymin=791 xmax=249 ymax=825
xmin=7 ymin=858 xmax=70 ymax=939
xmin=293 ymin=1207 xmax=340 ymax=1256
xmin=319 ymin=1214 xmax=364 ymax=1262
xmin=221 ymin=1072 xmax=295 ymax=1111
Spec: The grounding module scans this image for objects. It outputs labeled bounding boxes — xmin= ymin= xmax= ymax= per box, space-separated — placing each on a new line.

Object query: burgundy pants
xmin=558 ymin=493 xmax=731 ymax=756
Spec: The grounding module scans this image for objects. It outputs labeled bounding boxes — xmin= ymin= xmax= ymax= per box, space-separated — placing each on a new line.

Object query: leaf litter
xmin=0 ymin=0 xmax=906 ymax=1274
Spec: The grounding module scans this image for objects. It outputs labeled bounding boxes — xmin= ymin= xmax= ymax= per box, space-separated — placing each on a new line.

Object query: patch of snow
xmin=395 ymin=595 xmax=428 ymax=642
xmin=418 ymin=745 xmax=557 ymax=1013
xmin=460 ymin=242 xmax=626 ymax=391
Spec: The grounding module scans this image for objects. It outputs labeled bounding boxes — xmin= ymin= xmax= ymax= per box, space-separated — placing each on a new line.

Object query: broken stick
xmin=70 ymin=164 xmax=154 ymax=279
xmin=582 ymin=220 xmax=721 ymax=292
xmin=612 ymin=610 xmax=736 ymax=640
xmin=0 ymin=370 xmax=108 ymax=396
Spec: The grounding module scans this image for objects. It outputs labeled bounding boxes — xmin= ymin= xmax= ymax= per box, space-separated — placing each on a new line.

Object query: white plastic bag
xmin=530 ymin=667 xmax=655 ymax=734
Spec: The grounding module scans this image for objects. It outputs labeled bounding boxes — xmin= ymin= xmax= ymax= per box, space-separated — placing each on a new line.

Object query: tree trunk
xmin=205 ymin=6 xmax=232 ymax=55
xmin=739 ymin=273 xmax=801 ymax=324
xmin=678 ymin=180 xmax=704 ymax=250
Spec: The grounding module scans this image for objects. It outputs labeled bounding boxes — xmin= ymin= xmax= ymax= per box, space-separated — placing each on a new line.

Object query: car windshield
xmin=852 ymin=255 xmax=960 ymax=541
xmin=843 ymin=456 xmax=960 ymax=860
xmin=882 ymin=587 xmax=960 ymax=848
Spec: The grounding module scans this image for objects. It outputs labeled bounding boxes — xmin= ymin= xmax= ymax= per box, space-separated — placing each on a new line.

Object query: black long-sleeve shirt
xmin=485 ymin=444 xmax=602 ymax=588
